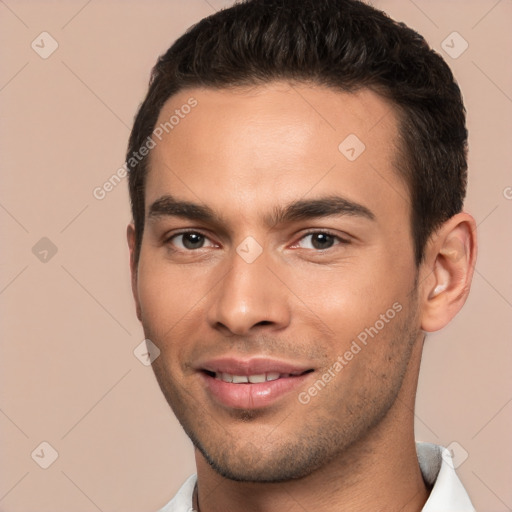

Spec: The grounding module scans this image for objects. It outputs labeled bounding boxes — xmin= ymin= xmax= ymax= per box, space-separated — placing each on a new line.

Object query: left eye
xmin=296 ymin=232 xmax=345 ymax=250
xmin=169 ymin=232 xmax=215 ymax=250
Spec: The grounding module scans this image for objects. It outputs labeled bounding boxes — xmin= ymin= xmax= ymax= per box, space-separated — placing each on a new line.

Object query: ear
xmin=127 ymin=223 xmax=142 ymax=322
xmin=419 ymin=212 xmax=477 ymax=332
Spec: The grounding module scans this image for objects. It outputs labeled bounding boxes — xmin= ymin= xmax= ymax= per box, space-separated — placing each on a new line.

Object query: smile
xmin=207 ymin=370 xmax=309 ymax=384
xmin=197 ymin=358 xmax=315 ymax=409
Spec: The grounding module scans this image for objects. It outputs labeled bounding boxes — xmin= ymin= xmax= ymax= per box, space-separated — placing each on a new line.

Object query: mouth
xmin=197 ymin=357 xmax=315 ymax=410
xmin=203 ymin=369 xmax=313 ymax=384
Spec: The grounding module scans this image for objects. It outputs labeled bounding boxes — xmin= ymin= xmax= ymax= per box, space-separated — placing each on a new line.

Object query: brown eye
xmin=298 ymin=232 xmax=342 ymax=250
xmin=170 ymin=232 xmax=213 ymax=250
xmin=310 ymin=233 xmax=335 ymax=249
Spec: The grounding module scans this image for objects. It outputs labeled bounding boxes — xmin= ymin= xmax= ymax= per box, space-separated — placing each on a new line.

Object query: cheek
xmin=136 ymin=256 xmax=194 ymax=338
xmin=285 ymin=257 xmax=408 ymax=343
xmin=136 ymin=267 xmax=196 ymax=379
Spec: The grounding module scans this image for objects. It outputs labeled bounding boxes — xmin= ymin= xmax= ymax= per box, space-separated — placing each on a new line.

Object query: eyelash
xmin=164 ymin=229 xmax=351 ymax=251
xmin=294 ymin=230 xmax=351 ymax=249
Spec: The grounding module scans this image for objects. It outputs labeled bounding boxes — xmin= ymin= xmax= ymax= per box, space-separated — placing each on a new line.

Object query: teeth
xmin=214 ymin=372 xmax=285 ymax=383
xmin=248 ymin=374 xmax=266 ymax=383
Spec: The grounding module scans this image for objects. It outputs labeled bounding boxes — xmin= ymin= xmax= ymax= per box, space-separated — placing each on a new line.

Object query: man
xmin=126 ymin=0 xmax=477 ymax=510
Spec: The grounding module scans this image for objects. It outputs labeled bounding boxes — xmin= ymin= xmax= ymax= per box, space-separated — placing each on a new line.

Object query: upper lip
xmin=195 ymin=356 xmax=313 ymax=376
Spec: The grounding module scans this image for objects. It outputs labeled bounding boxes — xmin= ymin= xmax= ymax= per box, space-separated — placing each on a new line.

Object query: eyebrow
xmin=148 ymin=194 xmax=375 ymax=227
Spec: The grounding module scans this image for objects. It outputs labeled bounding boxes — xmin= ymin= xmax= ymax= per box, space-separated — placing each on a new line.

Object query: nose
xmin=206 ymin=248 xmax=291 ymax=336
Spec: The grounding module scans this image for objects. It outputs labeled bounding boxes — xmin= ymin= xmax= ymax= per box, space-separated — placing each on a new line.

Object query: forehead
xmin=145 ymin=82 xmax=409 ymax=223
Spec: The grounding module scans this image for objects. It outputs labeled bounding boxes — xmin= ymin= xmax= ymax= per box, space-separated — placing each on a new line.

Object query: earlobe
xmin=127 ymin=223 xmax=143 ymax=322
xmin=420 ymin=212 xmax=477 ymax=332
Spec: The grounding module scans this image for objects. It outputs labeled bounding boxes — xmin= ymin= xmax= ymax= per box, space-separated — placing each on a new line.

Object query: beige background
xmin=0 ymin=0 xmax=511 ymax=510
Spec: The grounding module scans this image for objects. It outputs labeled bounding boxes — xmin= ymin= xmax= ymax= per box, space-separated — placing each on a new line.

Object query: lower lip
xmin=200 ymin=372 xmax=312 ymax=410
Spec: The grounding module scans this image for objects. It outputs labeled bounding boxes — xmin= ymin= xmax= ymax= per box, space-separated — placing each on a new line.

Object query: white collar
xmin=157 ymin=443 xmax=475 ymax=511
xmin=417 ymin=442 xmax=475 ymax=511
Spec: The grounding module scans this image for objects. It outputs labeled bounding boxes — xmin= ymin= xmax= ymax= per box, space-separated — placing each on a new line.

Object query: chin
xmin=189 ymin=427 xmax=332 ymax=483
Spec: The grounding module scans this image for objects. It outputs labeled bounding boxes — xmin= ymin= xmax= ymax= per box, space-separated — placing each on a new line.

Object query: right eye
xmin=166 ymin=231 xmax=217 ymax=251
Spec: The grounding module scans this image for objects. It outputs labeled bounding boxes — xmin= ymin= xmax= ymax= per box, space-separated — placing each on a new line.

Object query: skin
xmin=127 ymin=82 xmax=477 ymax=512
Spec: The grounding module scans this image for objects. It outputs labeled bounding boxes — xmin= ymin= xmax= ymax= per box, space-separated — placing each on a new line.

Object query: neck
xmin=194 ymin=340 xmax=429 ymax=512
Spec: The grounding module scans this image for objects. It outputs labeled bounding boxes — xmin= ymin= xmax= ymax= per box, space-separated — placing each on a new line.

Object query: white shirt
xmin=156 ymin=442 xmax=475 ymax=512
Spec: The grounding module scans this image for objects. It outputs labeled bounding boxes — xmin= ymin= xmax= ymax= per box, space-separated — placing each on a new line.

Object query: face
xmin=130 ymin=82 xmax=422 ymax=482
